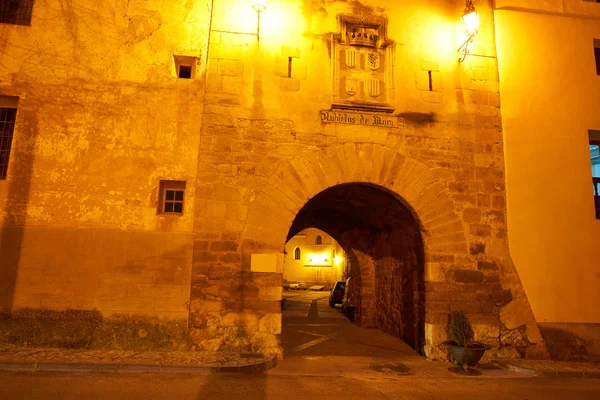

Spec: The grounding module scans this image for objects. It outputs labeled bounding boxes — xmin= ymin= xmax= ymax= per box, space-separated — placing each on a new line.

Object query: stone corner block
xmin=525 ymin=321 xmax=544 ymax=344
xmin=259 ymin=313 xmax=282 ymax=334
xmin=500 ymin=297 xmax=533 ymax=330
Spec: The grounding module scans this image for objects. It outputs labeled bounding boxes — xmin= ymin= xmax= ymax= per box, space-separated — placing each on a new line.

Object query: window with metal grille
xmin=0 ymin=108 xmax=16 ymax=180
xmin=158 ymin=180 xmax=186 ymax=215
xmin=0 ymin=0 xmax=35 ymax=26
xmin=590 ymin=134 xmax=600 ymax=219
xmin=294 ymin=247 xmax=301 ymax=260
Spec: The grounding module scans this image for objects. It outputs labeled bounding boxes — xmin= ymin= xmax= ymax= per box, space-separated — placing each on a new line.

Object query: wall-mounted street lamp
xmin=457 ymin=0 xmax=480 ymax=62
xmin=251 ymin=0 xmax=267 ymax=12
xmin=251 ymin=0 xmax=267 ymax=41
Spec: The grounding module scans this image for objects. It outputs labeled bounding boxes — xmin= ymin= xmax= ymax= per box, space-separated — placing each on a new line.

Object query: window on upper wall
xmin=294 ymin=247 xmax=301 ymax=260
xmin=0 ymin=0 xmax=35 ymax=26
xmin=595 ymin=39 xmax=600 ymax=75
xmin=173 ymin=55 xmax=197 ymax=80
xmin=315 ymin=235 xmax=322 ymax=245
xmin=589 ymin=133 xmax=600 ymax=219
xmin=0 ymin=106 xmax=17 ymax=180
xmin=159 ymin=180 xmax=186 ymax=215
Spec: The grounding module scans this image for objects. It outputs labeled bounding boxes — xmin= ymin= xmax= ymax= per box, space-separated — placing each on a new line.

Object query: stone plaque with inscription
xmin=321 ymin=110 xmax=404 ymax=129
xmin=331 ymin=15 xmax=395 ymax=113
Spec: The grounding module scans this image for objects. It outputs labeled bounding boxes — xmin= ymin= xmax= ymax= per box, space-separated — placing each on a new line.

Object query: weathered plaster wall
xmin=494 ymin=4 xmax=600 ymax=360
xmin=0 ymin=0 xmax=211 ymax=319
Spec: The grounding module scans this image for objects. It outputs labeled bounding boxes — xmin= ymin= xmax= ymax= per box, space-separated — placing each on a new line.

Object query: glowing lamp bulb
xmin=251 ymin=0 xmax=267 ymax=12
xmin=462 ymin=10 xmax=479 ymax=36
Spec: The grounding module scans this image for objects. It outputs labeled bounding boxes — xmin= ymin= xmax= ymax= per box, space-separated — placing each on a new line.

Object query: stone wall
xmin=0 ymin=0 xmax=210 ymax=339
xmin=184 ymin=0 xmax=548 ymax=358
xmin=374 ymin=228 xmax=425 ymax=353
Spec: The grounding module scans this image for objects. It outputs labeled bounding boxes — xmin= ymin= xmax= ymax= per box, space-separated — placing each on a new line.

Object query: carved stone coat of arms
xmin=331 ymin=15 xmax=394 ymax=112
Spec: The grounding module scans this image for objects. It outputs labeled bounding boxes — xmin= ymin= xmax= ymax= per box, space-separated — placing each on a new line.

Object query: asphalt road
xmin=1 ymin=291 xmax=599 ymax=399
xmin=2 ymin=367 xmax=600 ymax=399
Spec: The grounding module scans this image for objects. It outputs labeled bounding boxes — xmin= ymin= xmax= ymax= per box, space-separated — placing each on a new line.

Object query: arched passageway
xmin=286 ymin=183 xmax=425 ymax=353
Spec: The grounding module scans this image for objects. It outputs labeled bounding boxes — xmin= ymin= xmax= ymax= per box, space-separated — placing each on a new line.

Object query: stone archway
xmin=242 ymin=143 xmax=470 ymax=357
xmin=285 ymin=183 xmax=426 ymax=353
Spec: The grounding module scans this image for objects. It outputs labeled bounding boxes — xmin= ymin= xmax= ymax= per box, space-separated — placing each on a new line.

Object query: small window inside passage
xmin=294 ymin=247 xmax=301 ymax=260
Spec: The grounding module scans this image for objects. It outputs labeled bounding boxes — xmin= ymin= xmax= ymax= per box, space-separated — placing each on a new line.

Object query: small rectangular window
xmin=0 ymin=107 xmax=17 ymax=180
xmin=159 ymin=180 xmax=186 ymax=215
xmin=594 ymin=39 xmax=600 ymax=75
xmin=589 ymin=131 xmax=600 ymax=219
xmin=173 ymin=55 xmax=197 ymax=80
xmin=178 ymin=65 xmax=192 ymax=79
xmin=0 ymin=0 xmax=35 ymax=26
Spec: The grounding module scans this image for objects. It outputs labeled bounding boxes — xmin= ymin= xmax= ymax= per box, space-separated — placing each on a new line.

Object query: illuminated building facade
xmin=0 ymin=0 xmax=598 ymax=360
xmin=283 ymin=228 xmax=346 ymax=287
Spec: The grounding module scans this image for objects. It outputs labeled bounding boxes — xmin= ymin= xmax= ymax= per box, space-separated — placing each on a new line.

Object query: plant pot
xmin=448 ymin=343 xmax=490 ymax=367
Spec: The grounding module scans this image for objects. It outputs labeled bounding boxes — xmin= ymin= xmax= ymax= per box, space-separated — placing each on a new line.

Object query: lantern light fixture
xmin=458 ymin=0 xmax=480 ymax=62
xmin=251 ymin=0 xmax=267 ymax=12
xmin=251 ymin=0 xmax=267 ymax=42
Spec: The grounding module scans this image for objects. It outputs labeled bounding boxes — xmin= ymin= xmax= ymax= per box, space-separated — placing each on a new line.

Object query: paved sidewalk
xmin=0 ymin=345 xmax=277 ymax=373
xmin=492 ymin=359 xmax=600 ymax=378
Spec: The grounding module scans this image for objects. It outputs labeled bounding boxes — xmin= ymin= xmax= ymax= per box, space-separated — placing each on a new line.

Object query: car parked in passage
xmin=289 ymin=281 xmax=308 ymax=290
xmin=329 ymin=280 xmax=346 ymax=307
xmin=342 ymin=277 xmax=356 ymax=320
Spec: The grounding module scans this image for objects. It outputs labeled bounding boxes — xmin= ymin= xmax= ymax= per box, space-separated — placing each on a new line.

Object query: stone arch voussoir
xmin=242 ymin=144 xmax=468 ymax=259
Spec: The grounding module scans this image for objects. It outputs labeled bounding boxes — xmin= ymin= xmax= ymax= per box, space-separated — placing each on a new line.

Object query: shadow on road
xmin=195 ymin=372 xmax=267 ymax=400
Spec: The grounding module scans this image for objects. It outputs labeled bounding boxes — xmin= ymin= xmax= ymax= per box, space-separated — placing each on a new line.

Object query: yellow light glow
xmin=251 ymin=0 xmax=267 ymax=12
xmin=462 ymin=10 xmax=479 ymax=36
xmin=308 ymin=253 xmax=329 ymax=265
xmin=334 ymin=255 xmax=343 ymax=265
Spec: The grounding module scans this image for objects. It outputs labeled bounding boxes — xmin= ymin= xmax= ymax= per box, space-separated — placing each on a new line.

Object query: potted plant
xmin=444 ymin=310 xmax=490 ymax=370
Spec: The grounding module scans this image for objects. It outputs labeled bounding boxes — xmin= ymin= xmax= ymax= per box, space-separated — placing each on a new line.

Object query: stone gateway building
xmin=0 ymin=0 xmax=598 ymax=361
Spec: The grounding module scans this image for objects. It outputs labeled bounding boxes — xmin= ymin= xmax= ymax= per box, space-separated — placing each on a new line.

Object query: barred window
xmin=0 ymin=0 xmax=35 ymax=26
xmin=0 ymin=108 xmax=16 ymax=180
xmin=590 ymin=136 xmax=600 ymax=219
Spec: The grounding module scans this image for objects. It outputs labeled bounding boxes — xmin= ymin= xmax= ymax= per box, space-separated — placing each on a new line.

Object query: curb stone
xmin=491 ymin=359 xmax=600 ymax=378
xmin=0 ymin=353 xmax=278 ymax=374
